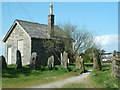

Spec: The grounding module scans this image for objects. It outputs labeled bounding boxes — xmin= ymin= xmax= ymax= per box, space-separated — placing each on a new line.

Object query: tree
xmin=60 ymin=23 xmax=94 ymax=55
xmin=100 ymin=49 xmax=106 ymax=55
xmin=43 ymin=39 xmax=64 ymax=62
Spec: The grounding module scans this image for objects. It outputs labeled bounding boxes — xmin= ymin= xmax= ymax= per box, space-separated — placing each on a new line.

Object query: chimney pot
xmin=49 ymin=4 xmax=53 ymax=15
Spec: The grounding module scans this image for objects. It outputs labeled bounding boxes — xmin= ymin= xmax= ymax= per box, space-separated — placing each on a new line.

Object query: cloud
xmin=95 ymin=34 xmax=118 ymax=52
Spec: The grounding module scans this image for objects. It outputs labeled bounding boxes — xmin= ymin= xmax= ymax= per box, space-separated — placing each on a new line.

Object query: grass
xmin=90 ymin=62 xmax=119 ymax=88
xmin=3 ymin=63 xmax=119 ymax=88
xmin=2 ymin=64 xmax=78 ymax=88
xmin=84 ymin=62 xmax=93 ymax=70
xmin=61 ymin=62 xmax=120 ymax=88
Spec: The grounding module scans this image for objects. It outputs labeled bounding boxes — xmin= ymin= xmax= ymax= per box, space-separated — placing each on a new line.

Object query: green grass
xmin=61 ymin=63 xmax=120 ymax=88
xmin=3 ymin=63 xmax=118 ymax=88
xmin=90 ymin=63 xmax=119 ymax=88
xmin=2 ymin=64 xmax=77 ymax=88
xmin=84 ymin=63 xmax=93 ymax=70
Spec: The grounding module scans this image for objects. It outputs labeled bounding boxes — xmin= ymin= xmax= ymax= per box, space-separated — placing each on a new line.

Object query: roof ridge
xmin=15 ymin=19 xmax=48 ymax=26
xmin=15 ymin=19 xmax=60 ymax=27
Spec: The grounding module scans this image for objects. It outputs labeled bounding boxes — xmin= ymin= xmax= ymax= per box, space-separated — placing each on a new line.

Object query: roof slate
xmin=3 ymin=19 xmax=72 ymax=42
xmin=16 ymin=19 xmax=69 ymax=39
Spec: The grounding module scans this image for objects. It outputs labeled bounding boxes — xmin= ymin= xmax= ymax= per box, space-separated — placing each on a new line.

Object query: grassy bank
xmin=2 ymin=64 xmax=77 ymax=88
xmin=61 ymin=63 xmax=119 ymax=88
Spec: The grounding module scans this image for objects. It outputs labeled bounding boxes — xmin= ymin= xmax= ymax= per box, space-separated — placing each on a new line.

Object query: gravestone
xmin=30 ymin=52 xmax=37 ymax=69
xmin=47 ymin=55 xmax=54 ymax=69
xmin=111 ymin=59 xmax=117 ymax=77
xmin=68 ymin=58 xmax=70 ymax=64
xmin=0 ymin=55 xmax=7 ymax=69
xmin=111 ymin=50 xmax=120 ymax=80
xmin=92 ymin=49 xmax=102 ymax=70
xmin=113 ymin=50 xmax=117 ymax=57
xmin=80 ymin=57 xmax=85 ymax=71
xmin=76 ymin=56 xmax=85 ymax=71
xmin=60 ymin=53 xmax=63 ymax=66
xmin=76 ymin=56 xmax=81 ymax=69
xmin=62 ymin=51 xmax=68 ymax=69
xmin=15 ymin=50 xmax=22 ymax=69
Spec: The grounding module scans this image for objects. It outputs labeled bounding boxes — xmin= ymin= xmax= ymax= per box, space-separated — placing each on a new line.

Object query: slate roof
xmin=3 ymin=19 xmax=72 ymax=42
xmin=17 ymin=20 xmax=49 ymax=39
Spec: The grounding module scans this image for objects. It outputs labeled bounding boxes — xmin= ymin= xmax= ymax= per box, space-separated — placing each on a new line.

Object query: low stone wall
xmin=112 ymin=58 xmax=120 ymax=80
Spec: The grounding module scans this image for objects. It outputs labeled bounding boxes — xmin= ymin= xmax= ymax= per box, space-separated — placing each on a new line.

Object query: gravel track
xmin=31 ymin=70 xmax=92 ymax=88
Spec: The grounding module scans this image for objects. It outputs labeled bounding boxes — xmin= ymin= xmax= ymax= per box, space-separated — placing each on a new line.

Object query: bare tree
xmin=60 ymin=23 xmax=94 ymax=54
xmin=42 ymin=39 xmax=63 ymax=62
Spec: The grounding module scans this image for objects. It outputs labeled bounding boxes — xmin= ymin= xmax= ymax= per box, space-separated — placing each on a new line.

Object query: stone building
xmin=3 ymin=4 xmax=72 ymax=66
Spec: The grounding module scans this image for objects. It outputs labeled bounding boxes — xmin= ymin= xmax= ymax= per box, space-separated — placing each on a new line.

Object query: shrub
xmin=31 ymin=70 xmax=42 ymax=75
xmin=55 ymin=65 xmax=68 ymax=73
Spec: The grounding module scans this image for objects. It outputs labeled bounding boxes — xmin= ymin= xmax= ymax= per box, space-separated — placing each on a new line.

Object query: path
xmin=31 ymin=70 xmax=92 ymax=88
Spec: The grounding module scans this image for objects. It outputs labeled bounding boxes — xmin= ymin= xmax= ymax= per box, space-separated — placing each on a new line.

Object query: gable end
xmin=3 ymin=23 xmax=17 ymax=42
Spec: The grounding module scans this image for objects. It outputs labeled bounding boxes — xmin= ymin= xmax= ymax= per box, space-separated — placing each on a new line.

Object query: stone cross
xmin=30 ymin=52 xmax=37 ymax=69
xmin=15 ymin=50 xmax=22 ymax=69
xmin=47 ymin=55 xmax=54 ymax=69
xmin=0 ymin=55 xmax=7 ymax=69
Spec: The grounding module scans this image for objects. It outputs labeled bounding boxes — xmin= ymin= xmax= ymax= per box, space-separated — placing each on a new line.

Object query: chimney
xmin=48 ymin=4 xmax=54 ymax=37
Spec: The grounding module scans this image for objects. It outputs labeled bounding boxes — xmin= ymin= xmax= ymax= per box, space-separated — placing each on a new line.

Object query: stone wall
xmin=5 ymin=23 xmax=31 ymax=65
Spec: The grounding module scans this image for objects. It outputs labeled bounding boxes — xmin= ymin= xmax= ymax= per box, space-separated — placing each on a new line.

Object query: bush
xmin=82 ymin=54 xmax=91 ymax=63
xmin=31 ymin=70 xmax=42 ymax=75
xmin=73 ymin=68 xmax=83 ymax=75
xmin=55 ymin=65 xmax=68 ymax=72
xmin=67 ymin=64 xmax=76 ymax=71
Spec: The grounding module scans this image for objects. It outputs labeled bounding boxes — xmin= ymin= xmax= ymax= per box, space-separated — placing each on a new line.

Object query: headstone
xmin=0 ymin=55 xmax=7 ymax=69
xmin=111 ymin=50 xmax=120 ymax=80
xmin=47 ymin=55 xmax=54 ymax=69
xmin=113 ymin=50 xmax=117 ymax=57
xmin=30 ymin=52 xmax=37 ymax=69
xmin=76 ymin=56 xmax=85 ymax=71
xmin=68 ymin=58 xmax=70 ymax=64
xmin=76 ymin=56 xmax=81 ymax=69
xmin=15 ymin=50 xmax=22 ymax=69
xmin=80 ymin=56 xmax=85 ymax=71
xmin=62 ymin=51 xmax=68 ymax=69
xmin=92 ymin=49 xmax=102 ymax=70
xmin=61 ymin=53 xmax=63 ymax=66
xmin=111 ymin=59 xmax=117 ymax=77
